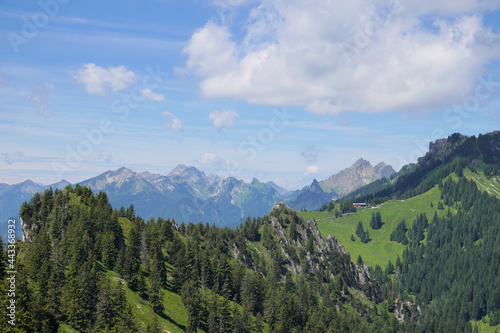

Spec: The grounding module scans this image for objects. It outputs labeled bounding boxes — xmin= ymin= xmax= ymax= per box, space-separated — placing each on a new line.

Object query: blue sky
xmin=1 ymin=0 xmax=500 ymax=190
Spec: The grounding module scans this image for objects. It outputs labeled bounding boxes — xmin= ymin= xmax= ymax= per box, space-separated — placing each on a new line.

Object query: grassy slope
xmin=464 ymin=168 xmax=500 ymax=199
xmin=299 ymin=186 xmax=443 ymax=268
xmin=105 ymin=269 xmax=190 ymax=333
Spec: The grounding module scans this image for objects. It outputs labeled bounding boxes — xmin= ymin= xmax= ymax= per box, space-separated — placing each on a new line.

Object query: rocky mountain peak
xmin=353 ymin=158 xmax=372 ymax=171
xmin=18 ymin=180 xmax=42 ymax=193
xmin=271 ymin=201 xmax=290 ymax=213
xmin=49 ymin=179 xmax=71 ymax=190
xmin=417 ymin=134 xmax=465 ymax=166
xmin=168 ymin=164 xmax=210 ymax=186
xmin=319 ymin=158 xmax=395 ymax=197
xmin=374 ymin=162 xmax=395 ymax=178
xmin=310 ymin=179 xmax=322 ymax=193
xmin=167 ymin=164 xmax=190 ymax=177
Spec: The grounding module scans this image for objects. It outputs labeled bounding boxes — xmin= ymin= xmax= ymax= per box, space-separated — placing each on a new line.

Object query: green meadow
xmin=299 ymin=185 xmax=443 ymax=268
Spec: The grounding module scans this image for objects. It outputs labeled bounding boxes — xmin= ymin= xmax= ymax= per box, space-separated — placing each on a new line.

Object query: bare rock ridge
xmin=267 ymin=202 xmax=372 ymax=291
xmin=319 ymin=158 xmax=396 ymax=197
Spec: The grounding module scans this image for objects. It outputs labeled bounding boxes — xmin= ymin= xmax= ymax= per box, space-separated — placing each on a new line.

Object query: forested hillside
xmin=310 ymin=131 xmax=500 ymax=332
xmin=0 ymin=185 xmax=403 ymax=332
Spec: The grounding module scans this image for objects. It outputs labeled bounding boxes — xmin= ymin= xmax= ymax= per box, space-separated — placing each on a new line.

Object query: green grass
xmin=105 ymin=268 xmax=190 ymax=333
xmin=58 ymin=323 xmax=79 ymax=333
xmin=299 ymin=186 xmax=444 ymax=268
xmin=118 ymin=217 xmax=133 ymax=247
xmin=464 ymin=168 xmax=500 ymax=199
xmin=474 ymin=315 xmax=500 ymax=332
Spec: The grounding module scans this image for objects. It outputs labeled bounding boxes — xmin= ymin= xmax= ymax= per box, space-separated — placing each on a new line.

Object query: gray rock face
xmin=491 ymin=138 xmax=500 ymax=154
xmin=267 ymin=202 xmax=373 ymax=291
xmin=319 ymin=158 xmax=395 ymax=197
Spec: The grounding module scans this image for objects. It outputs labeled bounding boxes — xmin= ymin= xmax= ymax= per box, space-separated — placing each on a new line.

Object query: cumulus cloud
xmin=73 ymin=63 xmax=136 ymax=95
xmin=27 ymin=82 xmax=53 ymax=116
xmin=162 ymin=111 xmax=183 ymax=132
xmin=305 ymin=165 xmax=319 ymax=175
xmin=209 ymin=108 xmax=239 ymax=131
xmin=140 ymin=88 xmax=165 ymax=101
xmin=199 ymin=152 xmax=219 ymax=166
xmin=184 ymin=0 xmax=500 ymax=114
xmin=197 ymin=152 xmax=238 ymax=175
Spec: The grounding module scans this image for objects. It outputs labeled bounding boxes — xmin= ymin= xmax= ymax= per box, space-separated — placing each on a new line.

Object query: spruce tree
xmin=182 ymin=279 xmax=201 ymax=333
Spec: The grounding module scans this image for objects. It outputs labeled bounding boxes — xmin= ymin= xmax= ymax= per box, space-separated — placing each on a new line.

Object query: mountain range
xmin=11 ymin=131 xmax=500 ymax=332
xmin=0 ymin=158 xmax=394 ymax=229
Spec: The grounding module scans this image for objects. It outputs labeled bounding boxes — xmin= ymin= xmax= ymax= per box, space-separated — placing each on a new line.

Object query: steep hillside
xmin=3 ymin=186 xmax=404 ymax=332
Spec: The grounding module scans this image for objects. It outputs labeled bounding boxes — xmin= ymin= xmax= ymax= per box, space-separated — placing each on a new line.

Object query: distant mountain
xmin=1 ymin=158 xmax=395 ymax=229
xmin=266 ymin=181 xmax=292 ymax=197
xmin=287 ymin=179 xmax=332 ymax=211
xmin=76 ymin=166 xmax=284 ymax=227
xmin=319 ymin=158 xmax=395 ymax=197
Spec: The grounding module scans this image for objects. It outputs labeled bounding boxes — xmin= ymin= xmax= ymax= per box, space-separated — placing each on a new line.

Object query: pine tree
xmin=386 ymin=260 xmax=394 ymax=275
xmin=370 ymin=212 xmax=383 ymax=229
xmin=182 ymin=279 xmax=201 ymax=333
xmin=101 ymin=231 xmax=117 ymax=269
xmin=149 ymin=275 xmax=164 ymax=314
xmin=123 ymin=224 xmax=141 ymax=290
xmin=150 ymin=241 xmax=167 ymax=288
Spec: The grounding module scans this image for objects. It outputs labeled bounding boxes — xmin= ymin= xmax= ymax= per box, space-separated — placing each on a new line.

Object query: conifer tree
xmin=123 ymin=224 xmax=141 ymax=290
xmin=149 ymin=276 xmax=164 ymax=314
xmin=182 ymin=279 xmax=201 ymax=333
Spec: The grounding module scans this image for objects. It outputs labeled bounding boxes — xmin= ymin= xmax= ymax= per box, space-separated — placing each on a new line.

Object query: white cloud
xmin=162 ymin=111 xmax=183 ymax=132
xmin=184 ymin=20 xmax=238 ymax=78
xmin=199 ymin=152 xmax=219 ymax=166
xmin=305 ymin=165 xmax=319 ymax=175
xmin=73 ymin=63 xmax=136 ymax=95
xmin=184 ymin=0 xmax=500 ymax=114
xmin=27 ymin=82 xmax=53 ymax=116
xmin=209 ymin=108 xmax=239 ymax=131
xmin=140 ymin=88 xmax=165 ymax=101
xmin=197 ymin=152 xmax=236 ymax=175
